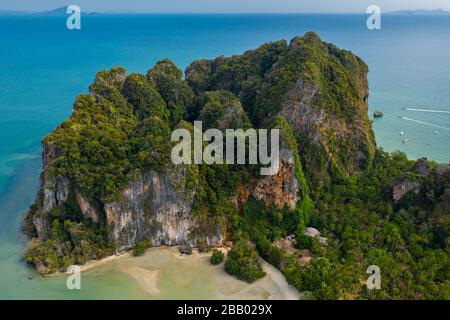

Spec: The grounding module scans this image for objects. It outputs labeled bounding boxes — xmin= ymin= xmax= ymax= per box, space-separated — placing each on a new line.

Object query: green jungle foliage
xmin=232 ymin=150 xmax=450 ymax=299
xmin=210 ymin=249 xmax=225 ymax=265
xmin=225 ymin=241 xmax=266 ymax=283
xmin=24 ymin=33 xmax=450 ymax=300
xmin=133 ymin=240 xmax=151 ymax=256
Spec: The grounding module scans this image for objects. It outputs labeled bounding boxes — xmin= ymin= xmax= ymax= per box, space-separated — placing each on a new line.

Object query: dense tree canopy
xmin=24 ymin=34 xmax=449 ymax=300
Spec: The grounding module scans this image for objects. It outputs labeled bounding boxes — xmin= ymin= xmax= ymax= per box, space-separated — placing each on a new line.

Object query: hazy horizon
xmin=1 ymin=0 xmax=450 ymax=14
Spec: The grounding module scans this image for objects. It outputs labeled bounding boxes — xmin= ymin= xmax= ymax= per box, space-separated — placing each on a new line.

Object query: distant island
xmin=0 ymin=10 xmax=31 ymax=16
xmin=387 ymin=9 xmax=450 ymax=15
xmin=2 ymin=7 xmax=450 ymax=17
xmin=0 ymin=7 xmax=101 ymax=16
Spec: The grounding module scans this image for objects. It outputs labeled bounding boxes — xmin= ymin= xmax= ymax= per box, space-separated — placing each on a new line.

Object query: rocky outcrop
xmin=304 ymin=227 xmax=321 ymax=238
xmin=234 ymin=148 xmax=299 ymax=210
xmin=104 ymin=168 xmax=224 ymax=251
xmin=392 ymin=178 xmax=421 ymax=202
xmin=276 ymin=35 xmax=375 ymax=180
xmin=186 ymin=32 xmax=376 ymax=182
xmin=24 ymin=33 xmax=375 ymax=274
xmin=76 ymin=193 xmax=99 ymax=223
xmin=28 ymin=147 xmax=225 ymax=259
xmin=303 ymin=227 xmax=328 ymax=246
xmin=436 ymin=164 xmax=450 ymax=178
xmin=42 ymin=177 xmax=69 ymax=214
xmin=31 ymin=214 xmax=51 ymax=241
xmin=373 ymin=111 xmax=384 ymax=118
xmin=411 ymin=158 xmax=431 ymax=176
xmin=42 ymin=139 xmax=58 ymax=170
xmin=178 ymin=243 xmax=193 ymax=255
xmin=391 ymin=159 xmax=448 ymax=203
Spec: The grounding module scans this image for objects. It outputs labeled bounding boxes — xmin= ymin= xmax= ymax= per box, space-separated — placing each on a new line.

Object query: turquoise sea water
xmin=0 ymin=14 xmax=449 ymax=299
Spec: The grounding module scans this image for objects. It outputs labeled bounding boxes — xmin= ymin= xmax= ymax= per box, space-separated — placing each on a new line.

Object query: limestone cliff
xmin=186 ymin=32 xmax=376 ymax=184
xmin=103 ymin=169 xmax=223 ymax=250
xmin=24 ymin=32 xmax=370 ymax=274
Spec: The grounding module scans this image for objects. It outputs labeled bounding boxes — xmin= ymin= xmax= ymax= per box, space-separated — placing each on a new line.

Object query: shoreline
xmin=47 ymin=245 xmax=230 ymax=277
xmin=260 ymin=260 xmax=304 ymax=300
xmin=45 ymin=251 xmax=132 ymax=277
xmin=46 ymin=245 xmax=303 ymax=300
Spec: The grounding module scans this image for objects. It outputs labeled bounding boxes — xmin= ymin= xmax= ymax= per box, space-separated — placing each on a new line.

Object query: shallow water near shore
xmin=76 ymin=247 xmax=301 ymax=300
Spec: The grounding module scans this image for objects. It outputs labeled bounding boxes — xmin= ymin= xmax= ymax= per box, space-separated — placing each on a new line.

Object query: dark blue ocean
xmin=0 ymin=14 xmax=449 ymax=298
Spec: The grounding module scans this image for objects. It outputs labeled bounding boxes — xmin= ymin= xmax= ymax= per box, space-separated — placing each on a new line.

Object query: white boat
xmin=400 ymin=131 xmax=404 ymax=135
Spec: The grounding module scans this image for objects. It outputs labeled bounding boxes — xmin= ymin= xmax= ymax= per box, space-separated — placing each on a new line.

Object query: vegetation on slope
xmin=24 ymin=33 xmax=449 ymax=300
xmin=233 ymin=150 xmax=449 ymax=299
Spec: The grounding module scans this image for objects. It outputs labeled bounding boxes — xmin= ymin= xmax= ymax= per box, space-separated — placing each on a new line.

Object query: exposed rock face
xmin=412 ymin=158 xmax=430 ymax=176
xmin=304 ymin=227 xmax=321 ymax=238
xmin=298 ymin=249 xmax=312 ymax=266
xmin=435 ymin=164 xmax=449 ymax=179
xmin=42 ymin=176 xmax=69 ymax=214
xmin=31 ymin=215 xmax=50 ymax=241
xmin=235 ymin=148 xmax=299 ymax=210
xmin=178 ymin=243 xmax=193 ymax=255
xmin=104 ymin=169 xmax=223 ymax=251
xmin=32 ymin=142 xmax=72 ymax=240
xmin=318 ymin=237 xmax=328 ymax=246
xmin=76 ymin=193 xmax=99 ymax=223
xmin=374 ymin=111 xmax=384 ymax=118
xmin=277 ymin=52 xmax=375 ymax=179
xmin=24 ymin=33 xmax=374 ymax=274
xmin=393 ymin=178 xmax=421 ymax=202
xmin=303 ymin=227 xmax=328 ymax=246
xmin=30 ymin=143 xmax=225 ymax=254
xmin=186 ymin=32 xmax=376 ymax=183
xmin=42 ymin=140 xmax=57 ymax=170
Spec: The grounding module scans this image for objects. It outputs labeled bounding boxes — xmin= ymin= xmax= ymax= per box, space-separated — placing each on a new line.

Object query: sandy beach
xmin=58 ymin=246 xmax=303 ymax=300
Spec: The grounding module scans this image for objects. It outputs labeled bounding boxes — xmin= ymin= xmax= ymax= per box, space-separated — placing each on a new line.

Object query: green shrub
xmin=296 ymin=234 xmax=313 ymax=249
xmin=122 ymin=73 xmax=170 ymax=121
xmin=210 ymin=249 xmax=225 ymax=265
xmin=133 ymin=240 xmax=150 ymax=256
xmin=225 ymin=241 xmax=266 ymax=283
xmin=147 ymin=59 xmax=195 ymax=128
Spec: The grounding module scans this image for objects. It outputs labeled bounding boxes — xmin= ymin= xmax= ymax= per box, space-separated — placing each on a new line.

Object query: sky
xmin=1 ymin=0 xmax=450 ymax=13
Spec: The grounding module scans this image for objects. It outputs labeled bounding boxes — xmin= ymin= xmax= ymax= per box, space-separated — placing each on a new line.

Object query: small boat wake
xmin=400 ymin=117 xmax=450 ymax=131
xmin=406 ymin=108 xmax=450 ymax=114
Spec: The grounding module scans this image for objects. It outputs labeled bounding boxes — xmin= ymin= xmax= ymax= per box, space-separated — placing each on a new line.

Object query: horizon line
xmin=1 ymin=7 xmax=450 ymax=15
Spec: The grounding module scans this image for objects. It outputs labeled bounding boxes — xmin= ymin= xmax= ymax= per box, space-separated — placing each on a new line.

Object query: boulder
xmin=318 ymin=237 xmax=328 ymax=246
xmin=304 ymin=227 xmax=321 ymax=238
xmin=179 ymin=243 xmax=192 ymax=255
xmin=374 ymin=111 xmax=384 ymax=118
xmin=298 ymin=249 xmax=312 ymax=266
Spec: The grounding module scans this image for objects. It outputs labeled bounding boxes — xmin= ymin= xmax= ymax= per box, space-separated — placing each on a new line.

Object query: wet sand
xmin=76 ymin=246 xmax=303 ymax=300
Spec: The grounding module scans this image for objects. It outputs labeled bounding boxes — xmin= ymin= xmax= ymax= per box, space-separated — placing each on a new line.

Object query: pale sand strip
xmin=118 ymin=265 xmax=160 ymax=296
xmin=260 ymin=260 xmax=303 ymax=300
xmin=47 ymin=246 xmax=303 ymax=300
xmin=78 ymin=252 xmax=131 ymax=272
xmin=46 ymin=251 xmax=131 ymax=277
